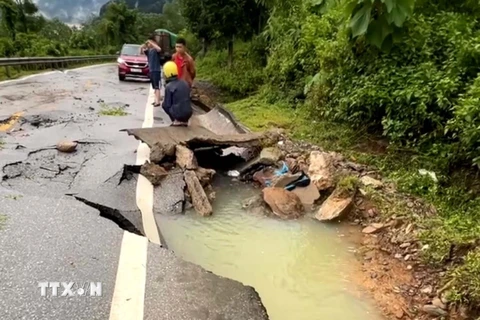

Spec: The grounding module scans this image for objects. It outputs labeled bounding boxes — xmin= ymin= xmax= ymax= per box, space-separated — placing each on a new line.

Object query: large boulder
xmin=308 ymin=151 xmax=334 ymax=191
xmin=175 ymin=145 xmax=198 ymax=170
xmin=315 ymin=188 xmax=354 ymax=221
xmin=262 ymin=187 xmax=304 ymax=219
xmin=184 ymin=170 xmax=213 ymax=216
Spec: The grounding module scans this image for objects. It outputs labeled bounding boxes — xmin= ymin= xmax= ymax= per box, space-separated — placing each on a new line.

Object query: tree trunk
xmin=227 ymin=37 xmax=234 ymax=67
xmin=201 ymin=38 xmax=208 ymax=57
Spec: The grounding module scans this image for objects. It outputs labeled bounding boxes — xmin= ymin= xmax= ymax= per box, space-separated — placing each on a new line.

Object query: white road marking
xmin=64 ymin=63 xmax=115 ymax=74
xmin=109 ymin=231 xmax=148 ymax=320
xmin=0 ymin=71 xmax=60 ymax=85
xmin=135 ymin=87 xmax=162 ymax=245
xmin=110 ymin=74 xmax=165 ymax=319
xmin=0 ymin=63 xmax=115 ymax=85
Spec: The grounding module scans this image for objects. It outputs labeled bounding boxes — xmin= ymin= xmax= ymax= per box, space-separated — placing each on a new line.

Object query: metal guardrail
xmin=0 ymin=55 xmax=117 ymax=67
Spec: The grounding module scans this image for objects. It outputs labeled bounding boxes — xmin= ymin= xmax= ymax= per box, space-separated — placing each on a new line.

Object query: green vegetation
xmin=98 ymin=105 xmax=128 ymax=116
xmin=179 ymin=0 xmax=480 ymax=310
xmin=0 ymin=214 xmax=7 ymax=230
xmin=0 ymin=0 xmax=186 ymax=79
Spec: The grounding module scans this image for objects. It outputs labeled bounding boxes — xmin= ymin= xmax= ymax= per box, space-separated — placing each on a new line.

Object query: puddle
xmin=158 ymin=176 xmax=384 ymax=320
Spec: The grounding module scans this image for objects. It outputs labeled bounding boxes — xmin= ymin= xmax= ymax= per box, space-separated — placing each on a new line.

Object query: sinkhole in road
xmin=157 ymin=175 xmax=384 ymax=320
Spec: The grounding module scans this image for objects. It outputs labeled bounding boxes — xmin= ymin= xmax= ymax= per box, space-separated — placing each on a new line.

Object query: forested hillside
xmin=178 ymin=0 xmax=480 ymax=313
xmin=0 ymin=0 xmax=184 ymax=58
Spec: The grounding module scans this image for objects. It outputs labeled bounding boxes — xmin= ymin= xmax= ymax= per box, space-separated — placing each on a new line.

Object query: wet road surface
xmin=0 ymin=65 xmax=268 ymax=320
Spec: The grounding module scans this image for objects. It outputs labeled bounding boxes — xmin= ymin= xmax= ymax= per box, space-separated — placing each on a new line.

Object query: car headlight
xmin=117 ymin=58 xmax=125 ymax=64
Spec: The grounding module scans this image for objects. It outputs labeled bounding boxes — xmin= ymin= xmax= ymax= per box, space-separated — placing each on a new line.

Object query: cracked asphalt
xmin=0 ymin=65 xmax=269 ymax=320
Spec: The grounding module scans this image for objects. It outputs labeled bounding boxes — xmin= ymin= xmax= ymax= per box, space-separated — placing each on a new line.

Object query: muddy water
xmin=158 ymin=177 xmax=383 ymax=320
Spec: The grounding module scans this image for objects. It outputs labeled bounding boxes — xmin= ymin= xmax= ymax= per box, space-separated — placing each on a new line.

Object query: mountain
xmin=32 ymin=0 xmax=167 ymax=24
xmin=99 ymin=0 xmax=167 ymax=16
xmin=33 ymin=0 xmax=110 ymax=23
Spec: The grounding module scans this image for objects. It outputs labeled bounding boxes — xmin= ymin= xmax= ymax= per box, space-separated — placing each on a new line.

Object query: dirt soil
xmin=191 ymin=81 xmax=469 ymax=320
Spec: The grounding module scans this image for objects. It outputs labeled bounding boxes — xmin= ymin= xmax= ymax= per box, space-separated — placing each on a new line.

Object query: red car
xmin=117 ymin=44 xmax=149 ymax=81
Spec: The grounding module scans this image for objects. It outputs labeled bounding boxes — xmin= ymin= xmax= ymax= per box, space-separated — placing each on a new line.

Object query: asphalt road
xmin=0 ymin=64 xmax=269 ymax=320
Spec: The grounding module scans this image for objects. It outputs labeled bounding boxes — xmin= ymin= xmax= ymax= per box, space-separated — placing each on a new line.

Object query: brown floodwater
xmin=158 ymin=177 xmax=384 ymax=320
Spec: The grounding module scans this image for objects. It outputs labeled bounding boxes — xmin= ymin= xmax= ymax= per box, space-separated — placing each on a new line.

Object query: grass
xmin=227 ymin=93 xmax=480 ymax=307
xmin=0 ymin=59 xmax=115 ymax=82
xmin=0 ymin=214 xmax=7 ymax=230
xmin=98 ymin=103 xmax=128 ymax=116
xmin=0 ymin=139 xmax=4 ymax=149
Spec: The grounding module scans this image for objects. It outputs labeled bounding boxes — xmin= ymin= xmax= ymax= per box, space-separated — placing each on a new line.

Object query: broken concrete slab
xmin=238 ymin=147 xmax=283 ymax=178
xmin=123 ymin=124 xmax=264 ymax=151
xmin=175 ymin=145 xmax=198 ymax=170
xmin=195 ymin=167 xmax=216 ymax=187
xmin=153 ymin=170 xmax=186 ymax=215
xmin=140 ymin=162 xmax=168 ymax=186
xmin=315 ymin=189 xmax=354 ymax=222
xmin=262 ymin=187 xmax=304 ymax=220
xmin=150 ymin=142 xmax=176 ymax=163
xmin=144 ymin=242 xmax=269 ymax=320
xmin=184 ymin=170 xmax=213 ymax=217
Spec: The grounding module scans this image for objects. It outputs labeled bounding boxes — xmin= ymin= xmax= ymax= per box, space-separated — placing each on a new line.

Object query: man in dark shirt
xmin=162 ymin=61 xmax=192 ymax=126
xmin=140 ymin=34 xmax=162 ymax=106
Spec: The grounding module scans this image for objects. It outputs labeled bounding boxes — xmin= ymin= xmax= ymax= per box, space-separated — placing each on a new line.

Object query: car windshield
xmin=121 ymin=45 xmax=141 ymax=56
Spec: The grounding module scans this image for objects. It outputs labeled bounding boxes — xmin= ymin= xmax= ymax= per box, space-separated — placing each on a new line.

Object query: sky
xmin=32 ymin=0 xmax=110 ymax=23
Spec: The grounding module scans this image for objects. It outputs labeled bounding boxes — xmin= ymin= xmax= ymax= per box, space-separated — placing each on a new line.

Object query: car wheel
xmin=119 ymin=74 xmax=126 ymax=81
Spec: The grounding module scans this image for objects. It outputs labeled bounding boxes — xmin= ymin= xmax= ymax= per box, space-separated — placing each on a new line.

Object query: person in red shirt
xmin=172 ymin=37 xmax=196 ymax=87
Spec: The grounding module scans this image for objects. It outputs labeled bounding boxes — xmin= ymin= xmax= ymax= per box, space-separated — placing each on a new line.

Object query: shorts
xmin=150 ymin=71 xmax=161 ymax=90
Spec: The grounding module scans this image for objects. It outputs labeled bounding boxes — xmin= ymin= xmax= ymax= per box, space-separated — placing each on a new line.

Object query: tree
xmin=14 ymin=0 xmax=38 ymax=33
xmin=101 ymin=1 xmax=138 ymax=45
xmin=0 ymin=0 xmax=18 ymax=40
xmin=181 ymin=0 xmax=265 ymax=65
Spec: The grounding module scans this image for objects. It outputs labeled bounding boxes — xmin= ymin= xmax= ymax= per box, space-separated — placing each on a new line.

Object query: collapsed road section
xmin=122 ymin=105 xmax=282 ymax=219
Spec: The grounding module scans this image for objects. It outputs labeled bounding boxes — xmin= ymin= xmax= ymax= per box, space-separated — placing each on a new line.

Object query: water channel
xmin=158 ymin=176 xmax=384 ymax=320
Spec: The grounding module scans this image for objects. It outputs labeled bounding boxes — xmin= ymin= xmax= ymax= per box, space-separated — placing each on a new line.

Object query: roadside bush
xmin=197 ymin=41 xmax=265 ymax=96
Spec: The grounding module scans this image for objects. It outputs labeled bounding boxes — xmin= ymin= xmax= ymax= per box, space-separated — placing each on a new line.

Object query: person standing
xmin=172 ymin=37 xmax=196 ymax=87
xmin=140 ymin=34 xmax=163 ymax=106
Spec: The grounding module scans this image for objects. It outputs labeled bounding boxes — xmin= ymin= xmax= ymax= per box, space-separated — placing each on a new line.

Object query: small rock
xmin=421 ymin=286 xmax=433 ymax=294
xmin=399 ymin=242 xmax=411 ymax=249
xmin=360 ymin=176 xmax=383 ymax=189
xmin=315 ymin=187 xmax=354 ymax=221
xmin=432 ymin=297 xmax=446 ymax=310
xmin=175 ymin=145 xmax=198 ymax=170
xmin=404 ymin=254 xmax=411 ymax=261
xmin=56 ymin=140 xmax=77 ymax=153
xmin=395 ymin=253 xmax=403 ymax=259
xmin=394 ymin=309 xmax=404 ymax=319
xmin=262 ymin=187 xmax=304 ymax=220
xmin=362 ymin=223 xmax=385 ymax=234
xmin=407 ymin=265 xmax=413 ymax=270
xmin=242 ymin=194 xmax=270 ymax=216
xmin=422 ymin=304 xmax=448 ymax=317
